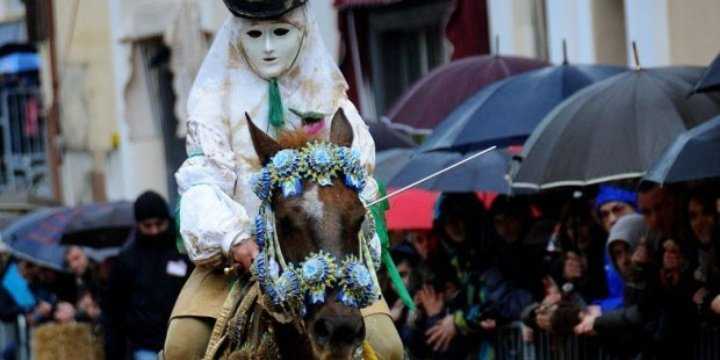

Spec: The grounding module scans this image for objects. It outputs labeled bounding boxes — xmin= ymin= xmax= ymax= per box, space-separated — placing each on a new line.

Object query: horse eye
xmin=274 ymin=28 xmax=290 ymax=36
xmin=247 ymin=30 xmax=262 ymax=38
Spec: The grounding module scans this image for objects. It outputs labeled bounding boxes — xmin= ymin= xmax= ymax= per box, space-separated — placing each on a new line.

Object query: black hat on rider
xmin=222 ymin=0 xmax=307 ymax=20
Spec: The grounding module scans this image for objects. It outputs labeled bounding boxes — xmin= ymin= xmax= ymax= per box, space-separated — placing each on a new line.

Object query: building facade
xmin=3 ymin=0 xmax=719 ymax=206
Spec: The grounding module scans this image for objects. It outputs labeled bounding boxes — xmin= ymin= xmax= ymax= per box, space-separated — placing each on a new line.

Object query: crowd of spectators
xmin=0 ymin=191 xmax=190 ymax=360
xmin=2 ymin=181 xmax=720 ymax=359
xmin=385 ymin=181 xmax=720 ymax=360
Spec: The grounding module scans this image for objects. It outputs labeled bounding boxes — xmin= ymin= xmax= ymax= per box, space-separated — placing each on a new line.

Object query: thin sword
xmin=365 ymin=146 xmax=498 ymax=208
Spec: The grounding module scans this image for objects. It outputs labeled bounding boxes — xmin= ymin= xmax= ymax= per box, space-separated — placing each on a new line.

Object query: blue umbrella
xmin=385 ymin=149 xmax=511 ymax=193
xmin=375 ymin=149 xmax=413 ymax=185
xmin=0 ymin=202 xmax=133 ymax=271
xmin=644 ymin=115 xmax=720 ymax=184
xmin=0 ymin=52 xmax=40 ymax=74
xmin=693 ymin=53 xmax=720 ymax=94
xmin=420 ymin=63 xmax=625 ymax=153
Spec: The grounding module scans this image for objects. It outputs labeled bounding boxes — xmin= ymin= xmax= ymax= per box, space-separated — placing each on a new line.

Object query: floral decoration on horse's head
xmin=250 ymin=140 xmax=379 ymax=314
xmin=252 ymin=141 xmax=367 ymax=200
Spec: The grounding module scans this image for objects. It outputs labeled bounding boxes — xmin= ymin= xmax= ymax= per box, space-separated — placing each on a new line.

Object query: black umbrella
xmin=644 ymin=115 xmax=720 ymax=184
xmin=693 ymin=53 xmax=720 ymax=94
xmin=0 ymin=202 xmax=133 ymax=271
xmin=511 ymin=66 xmax=720 ymax=191
xmin=420 ymin=63 xmax=625 ymax=153
xmin=369 ymin=121 xmax=416 ymax=151
xmin=384 ymin=149 xmax=511 ymax=194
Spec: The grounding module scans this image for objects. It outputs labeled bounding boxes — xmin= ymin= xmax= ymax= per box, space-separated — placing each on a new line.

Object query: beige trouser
xmin=162 ymin=311 xmax=403 ymax=360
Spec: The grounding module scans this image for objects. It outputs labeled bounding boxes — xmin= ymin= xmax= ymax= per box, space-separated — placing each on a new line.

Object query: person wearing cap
xmin=103 ymin=191 xmax=192 ymax=360
xmin=606 ymin=214 xmax=648 ymax=281
xmin=165 ymin=1 xmax=402 ymax=358
xmin=591 ymin=185 xmax=638 ymax=313
xmin=573 ymin=214 xmax=649 ymax=356
xmin=595 ymin=185 xmax=638 ymax=232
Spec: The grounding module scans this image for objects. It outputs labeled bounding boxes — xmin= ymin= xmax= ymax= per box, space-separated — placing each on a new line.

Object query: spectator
xmin=595 ymin=185 xmax=638 ymax=232
xmin=555 ymin=198 xmax=609 ymax=303
xmin=17 ymin=261 xmax=57 ymax=326
xmin=425 ymin=194 xmax=533 ymax=356
xmin=688 ymin=187 xmax=720 ymax=317
xmin=491 ymin=195 xmax=546 ymax=297
xmin=64 ymin=246 xmax=104 ymax=323
xmin=406 ymin=230 xmax=446 ymax=272
xmin=592 ymin=185 xmax=639 ymax=312
xmin=388 ymin=243 xmax=422 ymax=348
xmin=414 ymin=264 xmax=467 ymax=359
xmin=607 ymin=214 xmax=647 ymax=282
xmin=103 ymin=191 xmax=192 ymax=360
xmin=652 ymin=236 xmax=699 ymax=358
xmin=638 ymin=185 xmax=690 ymax=245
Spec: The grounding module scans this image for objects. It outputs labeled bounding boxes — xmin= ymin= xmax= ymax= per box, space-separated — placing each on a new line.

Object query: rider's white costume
xmin=175 ymin=7 xmax=377 ymax=264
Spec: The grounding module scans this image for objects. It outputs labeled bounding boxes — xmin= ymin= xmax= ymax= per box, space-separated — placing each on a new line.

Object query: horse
xmin=205 ymin=109 xmax=378 ymax=360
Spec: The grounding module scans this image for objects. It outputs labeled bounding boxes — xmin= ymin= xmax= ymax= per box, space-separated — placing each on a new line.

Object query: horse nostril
xmin=313 ymin=316 xmax=365 ymax=346
xmin=333 ymin=320 xmax=365 ymax=345
xmin=314 ymin=318 xmax=331 ymax=342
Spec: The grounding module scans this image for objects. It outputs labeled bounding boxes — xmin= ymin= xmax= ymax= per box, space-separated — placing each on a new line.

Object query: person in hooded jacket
xmin=576 ymin=214 xmax=700 ymax=359
xmin=570 ymin=214 xmax=649 ymax=356
xmin=103 ymin=191 xmax=192 ymax=360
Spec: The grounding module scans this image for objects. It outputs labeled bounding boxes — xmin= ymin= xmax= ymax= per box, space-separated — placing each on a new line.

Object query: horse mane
xmin=276 ymin=129 xmax=320 ymax=150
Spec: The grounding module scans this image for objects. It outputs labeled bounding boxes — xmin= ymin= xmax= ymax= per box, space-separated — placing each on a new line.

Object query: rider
xmin=163 ymin=1 xmax=403 ymax=358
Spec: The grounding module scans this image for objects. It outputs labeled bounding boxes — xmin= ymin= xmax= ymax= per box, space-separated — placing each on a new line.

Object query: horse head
xmin=247 ymin=110 xmax=377 ymax=359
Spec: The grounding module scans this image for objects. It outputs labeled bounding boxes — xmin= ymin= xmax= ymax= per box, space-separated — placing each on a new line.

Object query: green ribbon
xmin=268 ymin=78 xmax=285 ymax=130
xmin=174 ymin=200 xmax=187 ymax=255
xmin=369 ymin=181 xmax=415 ymax=310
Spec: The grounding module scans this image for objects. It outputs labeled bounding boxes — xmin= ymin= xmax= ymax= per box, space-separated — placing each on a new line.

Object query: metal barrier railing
xmin=494 ymin=322 xmax=720 ymax=360
xmin=0 ymin=315 xmax=28 ymax=360
xmin=693 ymin=324 xmax=720 ymax=360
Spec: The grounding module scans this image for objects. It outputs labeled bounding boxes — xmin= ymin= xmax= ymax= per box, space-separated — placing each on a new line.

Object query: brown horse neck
xmin=274 ymin=321 xmax=315 ymax=359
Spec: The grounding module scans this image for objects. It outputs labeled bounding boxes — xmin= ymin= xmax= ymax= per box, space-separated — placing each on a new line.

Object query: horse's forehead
xmin=301 ymin=186 xmax=325 ymax=222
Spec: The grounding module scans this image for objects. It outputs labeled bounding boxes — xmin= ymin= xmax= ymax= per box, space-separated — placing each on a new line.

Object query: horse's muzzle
xmin=307 ymin=297 xmax=365 ymax=359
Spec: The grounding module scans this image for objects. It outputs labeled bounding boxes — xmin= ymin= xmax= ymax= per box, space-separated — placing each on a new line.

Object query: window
xmin=138 ymin=40 xmax=185 ymax=206
xmin=366 ymin=1 xmax=452 ymax=116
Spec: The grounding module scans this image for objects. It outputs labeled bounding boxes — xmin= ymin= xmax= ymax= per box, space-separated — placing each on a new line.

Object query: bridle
xmin=250 ymin=140 xmax=382 ymax=329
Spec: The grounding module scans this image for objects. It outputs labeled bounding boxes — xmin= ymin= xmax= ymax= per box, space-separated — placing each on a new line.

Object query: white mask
xmin=239 ymin=20 xmax=304 ymax=79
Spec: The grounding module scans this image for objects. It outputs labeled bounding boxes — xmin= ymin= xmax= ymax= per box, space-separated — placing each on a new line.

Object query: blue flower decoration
xmin=272 ymin=149 xmax=300 ymax=178
xmin=273 ymin=270 xmax=302 ymax=305
xmin=305 ymin=142 xmax=339 ymax=187
xmin=255 ymin=213 xmax=266 ymax=249
xmin=337 ymin=257 xmax=378 ymax=309
xmin=252 ymin=168 xmax=272 ymax=201
xmin=256 ymin=253 xmax=279 ymax=303
xmin=337 ymin=147 xmax=366 ymax=191
xmin=301 ymin=252 xmax=336 ymax=305
xmin=280 ymin=178 xmax=303 ymax=198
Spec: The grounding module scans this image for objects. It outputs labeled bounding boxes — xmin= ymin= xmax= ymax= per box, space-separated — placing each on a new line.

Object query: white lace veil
xmin=190 ymin=6 xmax=349 ymax=133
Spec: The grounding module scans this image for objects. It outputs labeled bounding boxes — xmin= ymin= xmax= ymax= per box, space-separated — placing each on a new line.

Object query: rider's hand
xmin=231 ymin=238 xmax=259 ymax=272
